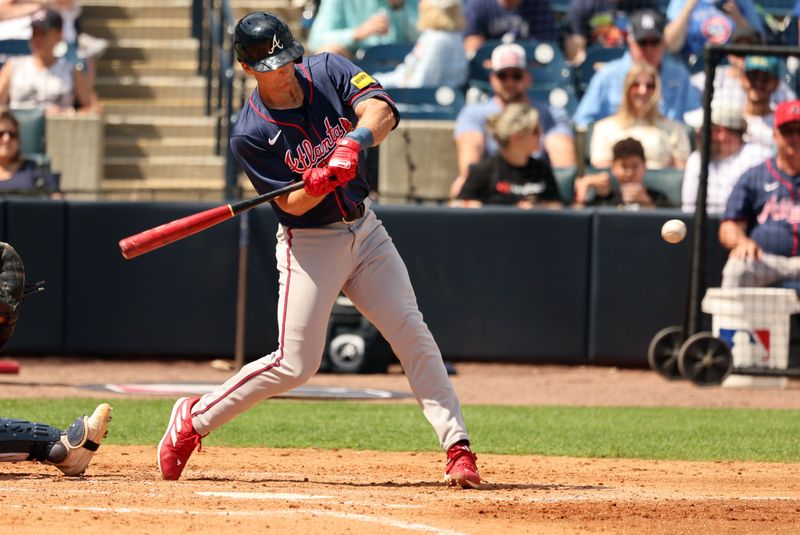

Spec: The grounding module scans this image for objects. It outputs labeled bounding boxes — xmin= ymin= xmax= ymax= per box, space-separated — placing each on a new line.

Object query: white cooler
xmin=701 ymin=288 xmax=800 ymax=388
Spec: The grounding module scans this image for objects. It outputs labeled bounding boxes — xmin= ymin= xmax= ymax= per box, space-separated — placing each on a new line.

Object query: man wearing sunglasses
xmin=573 ymin=9 xmax=700 ymax=129
xmin=453 ymin=42 xmax=575 ymax=197
xmin=719 ymin=100 xmax=800 ymax=289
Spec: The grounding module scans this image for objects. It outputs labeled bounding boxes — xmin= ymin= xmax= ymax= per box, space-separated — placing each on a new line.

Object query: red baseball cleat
xmin=158 ymin=396 xmax=202 ymax=480
xmin=444 ymin=442 xmax=481 ymax=489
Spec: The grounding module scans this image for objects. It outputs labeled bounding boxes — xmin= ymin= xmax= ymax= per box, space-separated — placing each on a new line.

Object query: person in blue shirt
xmin=573 ymin=9 xmax=701 ymax=128
xmin=463 ymin=0 xmax=558 ymax=56
xmin=453 ymin=43 xmax=575 ymax=197
xmin=720 ymin=100 xmax=800 ymax=288
xmin=307 ymin=0 xmax=418 ymax=58
xmin=664 ymin=0 xmax=765 ymax=61
xmin=563 ymin=0 xmax=659 ymax=64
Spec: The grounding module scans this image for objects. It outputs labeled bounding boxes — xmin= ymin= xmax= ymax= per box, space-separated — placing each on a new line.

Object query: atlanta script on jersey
xmin=230 ymin=52 xmax=399 ymax=228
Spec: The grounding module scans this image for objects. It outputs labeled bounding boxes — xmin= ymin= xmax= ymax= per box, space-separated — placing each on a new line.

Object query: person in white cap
xmin=372 ymin=0 xmax=467 ymax=88
xmin=452 ymin=42 xmax=575 ymax=197
xmin=681 ymin=103 xmax=771 ymax=213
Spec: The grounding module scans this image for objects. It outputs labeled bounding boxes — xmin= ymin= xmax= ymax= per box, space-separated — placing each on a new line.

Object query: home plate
xmin=82 ymin=382 xmax=410 ymax=399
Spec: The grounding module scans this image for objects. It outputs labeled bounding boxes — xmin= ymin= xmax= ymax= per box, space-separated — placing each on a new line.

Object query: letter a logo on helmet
xmin=234 ymin=12 xmax=304 ymax=72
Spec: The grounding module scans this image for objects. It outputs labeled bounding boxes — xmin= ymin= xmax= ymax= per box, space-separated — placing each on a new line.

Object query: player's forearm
xmin=719 ymin=220 xmax=748 ymax=250
xmin=275 ymin=188 xmax=326 ymax=216
xmin=353 ymin=98 xmax=395 ymax=146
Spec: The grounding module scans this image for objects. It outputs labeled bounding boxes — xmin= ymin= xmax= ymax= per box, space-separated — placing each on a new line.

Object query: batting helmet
xmin=233 ymin=12 xmax=305 ymax=73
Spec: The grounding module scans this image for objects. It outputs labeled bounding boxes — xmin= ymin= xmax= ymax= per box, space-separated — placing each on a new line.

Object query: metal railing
xmin=197 ymin=0 xmax=238 ymax=199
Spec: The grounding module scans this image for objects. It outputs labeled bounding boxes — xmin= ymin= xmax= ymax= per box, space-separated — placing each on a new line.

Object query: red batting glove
xmin=327 ymin=137 xmax=361 ymax=183
xmin=302 ymin=167 xmax=337 ymax=197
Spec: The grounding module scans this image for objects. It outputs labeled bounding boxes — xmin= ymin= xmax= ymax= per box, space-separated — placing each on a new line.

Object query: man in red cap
xmin=719 ymin=100 xmax=800 ymax=288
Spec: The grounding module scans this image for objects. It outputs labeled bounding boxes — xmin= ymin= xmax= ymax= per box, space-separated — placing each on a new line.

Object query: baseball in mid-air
xmin=661 ymin=219 xmax=687 ymax=244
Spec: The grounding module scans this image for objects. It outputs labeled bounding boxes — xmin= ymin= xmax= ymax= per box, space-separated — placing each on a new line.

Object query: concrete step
xmin=97 ymin=60 xmax=197 ymax=77
xmin=101 ymin=39 xmax=198 ymax=62
xmin=105 ymin=137 xmax=218 ymax=157
xmin=101 ymin=178 xmax=225 ymax=202
xmin=105 ymin=115 xmax=217 ymax=139
xmin=101 ymin=98 xmax=207 ymax=116
xmin=104 ymin=156 xmax=225 ymax=180
xmin=82 ymin=3 xmax=191 ymax=20
xmin=96 ymin=76 xmax=206 ymax=100
xmin=81 ymin=19 xmax=192 ymax=41
xmin=230 ymin=2 xmax=303 ymax=23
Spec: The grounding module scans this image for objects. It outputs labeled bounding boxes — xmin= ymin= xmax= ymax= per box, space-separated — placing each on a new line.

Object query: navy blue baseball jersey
xmin=723 ymin=158 xmax=800 ymax=257
xmin=230 ymin=52 xmax=399 ymax=228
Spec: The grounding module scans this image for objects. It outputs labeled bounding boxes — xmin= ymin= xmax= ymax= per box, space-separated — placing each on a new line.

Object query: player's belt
xmin=342 ymin=202 xmax=365 ymax=223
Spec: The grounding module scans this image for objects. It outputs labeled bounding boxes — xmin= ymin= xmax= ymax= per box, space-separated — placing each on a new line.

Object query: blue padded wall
xmin=377 ymin=205 xmax=592 ymax=361
xmin=4 ymin=199 xmax=64 ymax=353
xmin=63 ymin=202 xmax=241 ymax=356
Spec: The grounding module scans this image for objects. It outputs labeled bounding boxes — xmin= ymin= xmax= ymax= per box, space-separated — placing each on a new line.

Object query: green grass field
xmin=2 ymin=398 xmax=798 ymax=463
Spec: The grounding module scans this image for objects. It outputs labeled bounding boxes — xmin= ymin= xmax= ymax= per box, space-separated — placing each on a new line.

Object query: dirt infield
xmin=2 ymin=358 xmax=800 ymax=533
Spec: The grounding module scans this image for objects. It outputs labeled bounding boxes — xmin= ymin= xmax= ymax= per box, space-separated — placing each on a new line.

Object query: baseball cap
xmin=628 ymin=9 xmax=665 ymax=42
xmin=491 ymin=43 xmax=526 ymax=72
xmin=744 ymin=55 xmax=780 ymax=77
xmin=775 ymin=100 xmax=800 ymax=128
xmin=30 ymin=8 xmax=63 ymax=31
xmin=683 ymin=104 xmax=745 ymax=131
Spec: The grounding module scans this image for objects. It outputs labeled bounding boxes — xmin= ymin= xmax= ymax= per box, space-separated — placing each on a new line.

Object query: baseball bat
xmin=119 ymin=181 xmax=305 ymax=259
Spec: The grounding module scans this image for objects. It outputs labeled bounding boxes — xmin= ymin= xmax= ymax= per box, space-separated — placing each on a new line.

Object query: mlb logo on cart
xmin=718 ymin=328 xmax=771 ymax=366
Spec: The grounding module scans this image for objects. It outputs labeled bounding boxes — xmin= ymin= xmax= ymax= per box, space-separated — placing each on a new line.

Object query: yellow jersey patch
xmin=351 ymin=72 xmax=376 ymax=89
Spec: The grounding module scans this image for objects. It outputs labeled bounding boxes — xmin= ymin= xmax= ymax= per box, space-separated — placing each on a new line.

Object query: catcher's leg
xmin=0 ymin=403 xmax=112 ymax=476
xmin=0 ymin=418 xmax=63 ymax=463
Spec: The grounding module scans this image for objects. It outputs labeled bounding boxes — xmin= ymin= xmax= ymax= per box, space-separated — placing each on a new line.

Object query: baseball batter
xmin=157 ymin=12 xmax=480 ymax=488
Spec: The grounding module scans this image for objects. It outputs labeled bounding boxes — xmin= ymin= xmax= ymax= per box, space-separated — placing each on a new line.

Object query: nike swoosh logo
xmin=764 ymin=182 xmax=780 ymax=192
xmin=268 ymin=131 xmax=282 ymax=145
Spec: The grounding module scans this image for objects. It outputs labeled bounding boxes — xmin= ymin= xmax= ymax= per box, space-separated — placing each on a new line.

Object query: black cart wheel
xmin=677 ymin=332 xmax=733 ymax=386
xmin=647 ymin=326 xmax=685 ymax=380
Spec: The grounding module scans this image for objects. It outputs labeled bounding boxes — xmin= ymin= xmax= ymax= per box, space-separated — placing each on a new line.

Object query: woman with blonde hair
xmin=372 ymin=0 xmax=467 ymax=88
xmin=456 ymin=103 xmax=562 ymax=208
xmin=589 ymin=61 xmax=690 ymax=169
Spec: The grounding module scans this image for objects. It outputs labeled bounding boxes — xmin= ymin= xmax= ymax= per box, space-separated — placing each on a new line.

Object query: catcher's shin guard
xmin=0 ymin=418 xmax=62 ymax=463
xmin=51 ymin=403 xmax=113 ymax=476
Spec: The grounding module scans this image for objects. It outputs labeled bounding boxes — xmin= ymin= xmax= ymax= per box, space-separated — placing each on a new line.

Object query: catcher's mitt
xmin=0 ymin=242 xmax=24 ymax=351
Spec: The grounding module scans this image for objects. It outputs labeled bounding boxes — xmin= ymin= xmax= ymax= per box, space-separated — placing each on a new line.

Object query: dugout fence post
xmin=234 ymin=210 xmax=250 ymax=370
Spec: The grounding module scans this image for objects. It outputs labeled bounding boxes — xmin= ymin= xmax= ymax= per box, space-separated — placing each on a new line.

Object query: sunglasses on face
xmin=637 ymin=39 xmax=662 ymax=48
xmin=745 ymin=72 xmax=775 ymax=84
xmin=496 ymin=70 xmax=524 ymax=81
xmin=631 ymin=81 xmax=656 ymax=90
xmin=0 ymin=130 xmax=18 ymax=140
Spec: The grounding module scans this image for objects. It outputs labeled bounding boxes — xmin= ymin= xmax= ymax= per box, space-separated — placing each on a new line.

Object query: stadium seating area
xmin=0 ymin=0 xmax=795 ymax=204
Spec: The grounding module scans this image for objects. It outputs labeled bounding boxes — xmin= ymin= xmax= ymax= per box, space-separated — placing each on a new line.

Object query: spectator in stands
xmin=0 ymin=8 xmax=99 ymax=115
xmin=307 ymin=0 xmax=418 ymax=59
xmin=575 ymin=137 xmax=673 ymax=208
xmin=48 ymin=0 xmax=107 ymax=88
xmin=664 ymin=0 xmax=765 ymax=62
xmin=740 ymin=55 xmax=781 ymax=150
xmin=719 ymin=100 xmax=800 ymax=288
xmin=462 ymin=0 xmax=558 ymax=57
xmin=452 ymin=43 xmax=575 ymax=197
xmin=372 ymin=0 xmax=468 ymax=88
xmin=590 ymin=62 xmax=690 ymax=169
xmin=689 ymin=25 xmax=796 ymax=110
xmin=0 ymin=108 xmax=58 ymax=195
xmin=573 ymin=9 xmax=700 ymax=128
xmin=0 ymin=1 xmax=41 ymax=40
xmin=681 ymin=103 xmax=770 ymax=213
xmin=563 ymin=0 xmax=659 ymax=65
xmin=455 ymin=103 xmax=563 ymax=208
